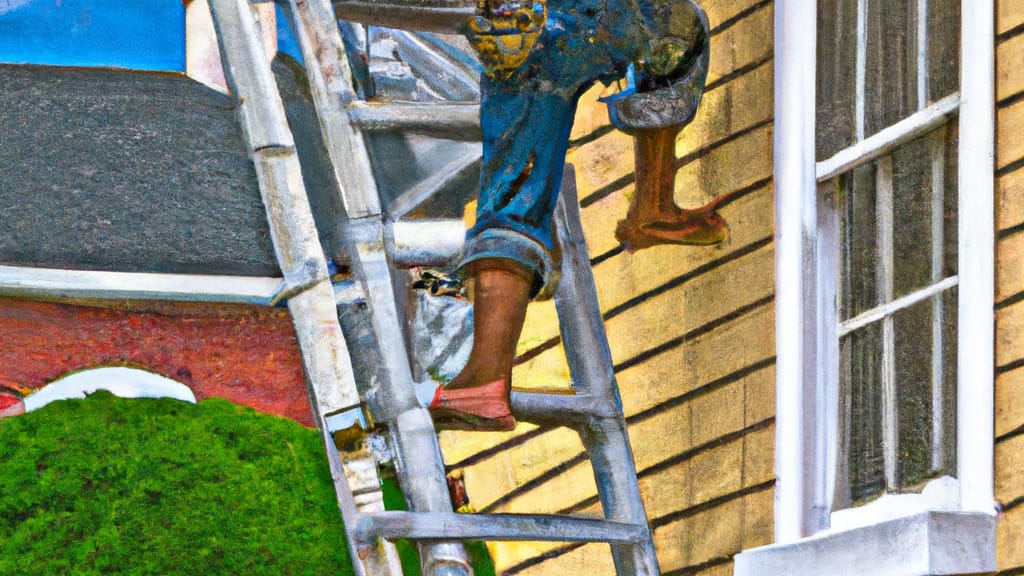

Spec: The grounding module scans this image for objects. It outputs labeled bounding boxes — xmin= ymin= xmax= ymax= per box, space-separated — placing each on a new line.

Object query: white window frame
xmin=736 ymin=0 xmax=996 ymax=573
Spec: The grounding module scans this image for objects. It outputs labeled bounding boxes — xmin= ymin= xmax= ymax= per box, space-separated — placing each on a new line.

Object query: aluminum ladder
xmin=207 ymin=0 xmax=662 ymax=573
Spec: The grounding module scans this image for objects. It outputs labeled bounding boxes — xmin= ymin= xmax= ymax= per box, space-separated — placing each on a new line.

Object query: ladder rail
xmin=205 ymin=1 xmax=373 ymax=574
xmin=206 ymin=0 xmax=361 ymax=426
xmin=553 ymin=166 xmax=662 ymax=575
xmin=281 ymin=0 xmax=474 ymax=573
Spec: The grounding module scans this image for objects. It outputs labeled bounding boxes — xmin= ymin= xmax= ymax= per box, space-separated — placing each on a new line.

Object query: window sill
xmin=733 ymin=511 xmax=996 ymax=576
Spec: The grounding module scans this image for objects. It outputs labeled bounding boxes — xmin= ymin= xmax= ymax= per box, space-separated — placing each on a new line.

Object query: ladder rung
xmin=348 ymin=101 xmax=480 ymax=141
xmin=354 ymin=511 xmax=649 ymax=545
xmin=511 ymin=390 xmax=620 ymax=425
xmin=332 ymin=219 xmax=465 ymax=278
xmin=390 ymin=219 xmax=466 ymax=266
xmin=390 ymin=30 xmax=480 ymax=101
xmin=332 ymin=0 xmax=475 ymax=34
xmin=387 ymin=149 xmax=480 ymax=220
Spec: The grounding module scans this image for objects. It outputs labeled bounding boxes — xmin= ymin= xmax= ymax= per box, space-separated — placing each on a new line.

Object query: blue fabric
xmin=462 ymin=0 xmax=652 ymax=297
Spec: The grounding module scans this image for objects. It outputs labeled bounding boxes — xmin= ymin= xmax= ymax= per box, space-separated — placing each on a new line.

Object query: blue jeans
xmin=458 ymin=0 xmax=696 ymax=298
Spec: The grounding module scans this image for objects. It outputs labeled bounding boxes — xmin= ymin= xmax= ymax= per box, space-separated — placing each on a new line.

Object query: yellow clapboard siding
xmin=707 ymin=1 xmax=774 ymax=87
xmin=675 ymin=122 xmax=773 ymax=202
xmin=639 ymin=459 xmax=697 ymax=520
xmin=995 ymin=433 xmax=1024 ymax=504
xmin=568 ymin=85 xmax=611 ymax=142
xmin=998 ymin=167 xmax=1024 ymax=232
xmin=568 ymin=130 xmax=634 ymax=203
xmin=998 ymin=33 xmax=1024 ymax=102
xmin=690 ymin=379 xmax=747 ymax=446
xmin=629 ymin=399 xmax=695 ymax=471
xmin=997 ymin=100 xmax=1024 ymax=170
xmin=997 ymin=506 xmax=1024 ymax=570
xmin=456 ymin=426 xmax=588 ymax=510
xmin=635 ymin=422 xmax=773 ymax=521
xmin=485 ymin=541 xmax=594 ymax=576
xmin=516 ymin=299 xmax=560 ymax=357
xmin=742 ymin=423 xmax=776 ymax=489
xmin=705 ymin=0 xmax=771 ymax=38
xmin=996 ymin=367 xmax=1024 ymax=439
xmin=742 ymin=485 xmax=775 ymax=549
xmin=475 ymin=455 xmax=597 ymax=515
xmin=604 ymin=243 xmax=775 ymax=364
xmin=683 ymin=52 xmax=774 ymax=159
xmin=654 ymin=497 xmax=745 ymax=569
xmin=438 ymin=421 xmax=539 ymax=466
xmin=617 ymin=304 xmax=776 ymax=416
xmin=500 ymin=542 xmax=616 ymax=576
xmin=510 ymin=342 xmax=571 ymax=390
xmin=688 ymin=439 xmax=745 ymax=506
xmin=997 ymin=300 xmax=1024 ymax=369
xmin=998 ymin=231 xmax=1024 ymax=302
xmin=997 ymin=0 xmax=1023 ymax=37
xmin=744 ymin=363 xmax=776 ymax=426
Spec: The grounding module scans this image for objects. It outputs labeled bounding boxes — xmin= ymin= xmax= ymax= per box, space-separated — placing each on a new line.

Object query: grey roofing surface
xmin=0 ymin=60 xmax=342 ymax=276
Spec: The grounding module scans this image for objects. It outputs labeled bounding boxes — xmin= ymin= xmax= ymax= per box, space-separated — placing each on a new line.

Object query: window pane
xmin=943 ymin=122 xmax=959 ymax=278
xmin=893 ymin=299 xmax=933 ymax=489
xmin=892 ymin=289 xmax=958 ymax=490
xmin=888 ymin=125 xmax=957 ymax=299
xmin=841 ymin=322 xmax=886 ymax=505
xmin=926 ymin=0 xmax=960 ymax=104
xmin=892 ymin=135 xmax=935 ymax=298
xmin=816 ymin=0 xmax=858 ymax=160
xmin=865 ymin=0 xmax=918 ymax=136
xmin=939 ymin=287 xmax=958 ymax=474
xmin=840 ymin=164 xmax=878 ymax=321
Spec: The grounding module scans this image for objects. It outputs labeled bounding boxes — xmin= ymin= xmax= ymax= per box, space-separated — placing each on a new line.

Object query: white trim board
xmin=0 ymin=265 xmax=283 ymax=305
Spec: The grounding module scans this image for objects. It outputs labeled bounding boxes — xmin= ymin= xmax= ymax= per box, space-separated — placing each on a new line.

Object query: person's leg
xmin=429 ymin=259 xmax=531 ymax=431
xmin=615 ymin=124 xmax=728 ymax=250
xmin=443 ymin=259 xmax=532 ymax=392
xmin=430 ymin=86 xmax=579 ymax=431
xmin=430 ymin=1 xmax=631 ymax=430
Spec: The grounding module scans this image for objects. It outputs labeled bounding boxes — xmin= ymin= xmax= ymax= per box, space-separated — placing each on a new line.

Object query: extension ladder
xmin=206 ymin=0 xmax=662 ymax=573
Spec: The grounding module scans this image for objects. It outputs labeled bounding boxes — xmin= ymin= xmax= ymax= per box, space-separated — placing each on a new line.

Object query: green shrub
xmin=0 ymin=392 xmax=493 ymax=576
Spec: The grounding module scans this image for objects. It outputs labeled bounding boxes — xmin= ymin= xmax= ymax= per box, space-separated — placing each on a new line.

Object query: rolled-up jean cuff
xmin=456 ymin=227 xmax=560 ymax=300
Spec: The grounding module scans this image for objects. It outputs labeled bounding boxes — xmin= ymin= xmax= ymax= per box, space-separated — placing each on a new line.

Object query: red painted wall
xmin=0 ymin=297 xmax=313 ymax=426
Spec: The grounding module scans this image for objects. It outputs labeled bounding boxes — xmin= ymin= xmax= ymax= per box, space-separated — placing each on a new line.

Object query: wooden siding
xmin=996 ymin=0 xmax=1024 ymax=573
xmin=438 ymin=1 xmax=776 ymax=573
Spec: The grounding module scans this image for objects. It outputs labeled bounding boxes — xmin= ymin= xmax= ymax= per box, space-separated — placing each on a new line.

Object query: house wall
xmin=0 ymin=297 xmax=313 ymax=426
xmin=995 ymin=0 xmax=1024 ymax=572
xmin=438 ymin=1 xmax=777 ymax=573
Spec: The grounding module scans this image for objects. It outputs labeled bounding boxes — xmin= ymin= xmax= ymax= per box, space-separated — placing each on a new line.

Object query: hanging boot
xmin=615 ymin=124 xmax=728 ymax=251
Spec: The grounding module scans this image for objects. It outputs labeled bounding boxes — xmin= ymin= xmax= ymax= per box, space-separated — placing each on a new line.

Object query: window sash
xmin=772 ymin=0 xmax=994 ymax=543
